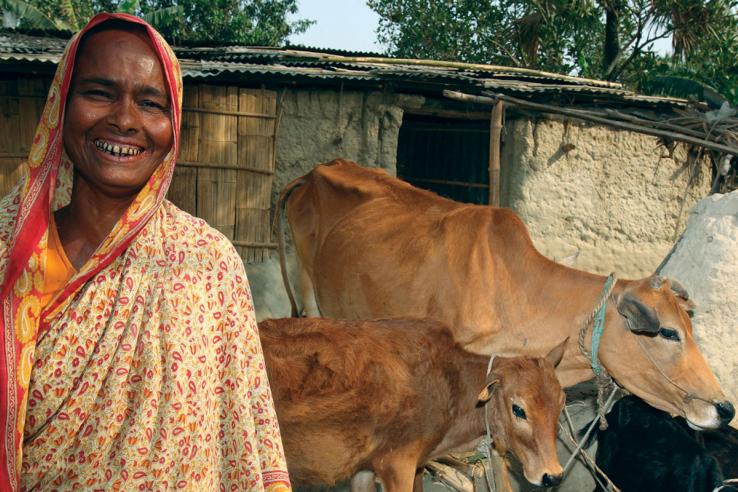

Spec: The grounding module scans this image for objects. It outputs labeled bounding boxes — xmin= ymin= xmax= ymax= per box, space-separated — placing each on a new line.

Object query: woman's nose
xmin=109 ymin=98 xmax=140 ymax=133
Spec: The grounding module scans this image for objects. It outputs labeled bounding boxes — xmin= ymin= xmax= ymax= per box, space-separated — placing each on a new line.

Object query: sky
xmin=288 ymin=0 xmax=384 ymax=53
xmin=288 ymin=1 xmax=673 ymax=56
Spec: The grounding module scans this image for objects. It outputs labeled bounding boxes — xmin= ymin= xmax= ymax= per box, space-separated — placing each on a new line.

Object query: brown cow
xmin=277 ymin=159 xmax=734 ymax=430
xmin=259 ymin=317 xmax=567 ymax=491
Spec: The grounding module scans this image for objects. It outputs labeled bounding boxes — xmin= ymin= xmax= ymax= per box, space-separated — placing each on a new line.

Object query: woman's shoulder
xmin=154 ymin=200 xmax=244 ymax=270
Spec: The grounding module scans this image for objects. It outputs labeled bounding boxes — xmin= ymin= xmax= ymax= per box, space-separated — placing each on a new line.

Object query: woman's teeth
xmin=94 ymin=140 xmax=143 ymax=157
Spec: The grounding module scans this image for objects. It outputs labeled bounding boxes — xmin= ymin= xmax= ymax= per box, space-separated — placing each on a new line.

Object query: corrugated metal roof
xmin=0 ymin=28 xmax=688 ymax=109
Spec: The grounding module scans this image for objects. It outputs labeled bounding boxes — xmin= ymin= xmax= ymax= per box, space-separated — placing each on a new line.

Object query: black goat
xmin=592 ymin=395 xmax=738 ymax=492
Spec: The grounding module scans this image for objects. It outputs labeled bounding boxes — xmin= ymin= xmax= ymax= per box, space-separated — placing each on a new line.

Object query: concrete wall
xmin=501 ymin=117 xmax=711 ymax=279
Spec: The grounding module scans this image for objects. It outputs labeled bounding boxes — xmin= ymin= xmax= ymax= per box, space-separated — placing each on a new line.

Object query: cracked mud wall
xmin=501 ymin=117 xmax=711 ymax=278
xmin=272 ymin=88 xmax=424 ymax=203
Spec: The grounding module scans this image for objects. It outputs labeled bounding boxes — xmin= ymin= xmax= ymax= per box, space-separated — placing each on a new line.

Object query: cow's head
xmin=601 ymin=275 xmax=734 ymax=429
xmin=477 ymin=339 xmax=567 ymax=487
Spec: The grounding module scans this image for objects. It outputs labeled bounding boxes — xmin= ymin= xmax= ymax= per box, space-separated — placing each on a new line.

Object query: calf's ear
xmin=477 ymin=378 xmax=500 ymax=405
xmin=545 ymin=337 xmax=568 ymax=368
xmin=617 ymin=293 xmax=660 ymax=334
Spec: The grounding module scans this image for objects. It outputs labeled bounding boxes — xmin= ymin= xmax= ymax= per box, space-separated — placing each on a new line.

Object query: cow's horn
xmin=668 ymin=278 xmax=690 ymax=300
xmin=650 ymin=275 xmax=665 ymax=289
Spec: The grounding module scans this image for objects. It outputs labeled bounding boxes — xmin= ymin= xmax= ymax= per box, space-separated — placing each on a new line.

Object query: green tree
xmin=367 ymin=0 xmax=738 ymax=104
xmin=134 ymin=0 xmax=313 ymax=45
xmin=0 ymin=0 xmax=101 ymax=30
xmin=1 ymin=0 xmax=313 ymax=46
xmin=366 ymin=0 xmax=601 ymax=74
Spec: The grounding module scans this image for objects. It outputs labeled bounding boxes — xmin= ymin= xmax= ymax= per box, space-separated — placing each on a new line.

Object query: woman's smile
xmin=93 ymin=138 xmax=144 ymax=158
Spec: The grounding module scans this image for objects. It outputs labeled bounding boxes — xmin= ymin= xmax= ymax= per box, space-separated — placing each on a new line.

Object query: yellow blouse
xmin=40 ymin=214 xmax=76 ymax=309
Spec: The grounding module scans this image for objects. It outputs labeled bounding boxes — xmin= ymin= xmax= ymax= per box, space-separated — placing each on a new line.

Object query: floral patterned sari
xmin=0 ymin=13 xmax=291 ymax=491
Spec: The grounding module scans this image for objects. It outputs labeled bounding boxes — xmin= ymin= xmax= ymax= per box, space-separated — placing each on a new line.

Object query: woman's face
xmin=63 ymin=28 xmax=173 ymax=200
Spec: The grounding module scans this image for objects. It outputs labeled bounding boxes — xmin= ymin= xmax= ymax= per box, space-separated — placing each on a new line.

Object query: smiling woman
xmin=0 ymin=13 xmax=291 ymax=492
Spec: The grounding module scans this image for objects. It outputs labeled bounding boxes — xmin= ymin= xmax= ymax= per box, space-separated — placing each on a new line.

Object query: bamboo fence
xmin=0 ymin=79 xmax=278 ymax=263
xmin=0 ymin=77 xmax=48 ymax=194
xmin=172 ymin=84 xmax=279 ymax=263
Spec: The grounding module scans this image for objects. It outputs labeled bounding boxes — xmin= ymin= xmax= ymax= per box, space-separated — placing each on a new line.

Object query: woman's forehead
xmin=78 ymin=27 xmax=156 ymax=61
xmin=72 ymin=28 xmax=169 ymax=95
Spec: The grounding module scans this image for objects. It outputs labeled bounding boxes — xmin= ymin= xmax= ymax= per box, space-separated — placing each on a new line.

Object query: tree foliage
xmin=367 ymin=0 xmax=738 ymax=105
xmin=0 ymin=0 xmax=313 ymax=45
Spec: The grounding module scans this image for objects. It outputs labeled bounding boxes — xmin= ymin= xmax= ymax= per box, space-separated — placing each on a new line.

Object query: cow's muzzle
xmin=541 ymin=472 xmax=563 ymax=488
xmin=716 ymin=400 xmax=736 ymax=424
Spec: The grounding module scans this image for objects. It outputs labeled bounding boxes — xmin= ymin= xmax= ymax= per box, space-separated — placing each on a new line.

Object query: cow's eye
xmin=512 ymin=404 xmax=527 ymax=420
xmin=659 ymin=327 xmax=680 ymax=342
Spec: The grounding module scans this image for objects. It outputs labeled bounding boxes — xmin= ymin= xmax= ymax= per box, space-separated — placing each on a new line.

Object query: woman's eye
xmin=142 ymin=100 xmax=163 ymax=109
xmin=512 ymin=404 xmax=527 ymax=420
xmin=659 ymin=327 xmax=681 ymax=342
xmin=141 ymin=100 xmax=169 ymax=113
xmin=84 ymin=89 xmax=112 ymax=99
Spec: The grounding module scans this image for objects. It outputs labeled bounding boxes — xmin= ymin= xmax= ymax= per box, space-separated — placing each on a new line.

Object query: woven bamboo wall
xmin=0 ymin=79 xmax=278 ymax=264
xmin=170 ymin=84 xmax=278 ymax=263
xmin=0 ymin=77 xmax=48 ymax=195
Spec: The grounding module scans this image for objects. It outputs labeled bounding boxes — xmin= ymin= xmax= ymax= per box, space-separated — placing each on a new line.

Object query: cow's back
xmin=259 ymin=317 xmax=468 ymax=485
xmin=286 ymin=160 xmax=466 ymax=273
xmin=285 ymin=160 xmax=537 ymax=334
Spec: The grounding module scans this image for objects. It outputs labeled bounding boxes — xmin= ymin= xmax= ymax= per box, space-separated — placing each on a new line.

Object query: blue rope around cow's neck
xmin=591 ymin=274 xmax=615 ymax=376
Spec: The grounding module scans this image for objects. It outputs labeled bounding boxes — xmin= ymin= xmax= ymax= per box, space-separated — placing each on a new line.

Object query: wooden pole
xmin=444 ymin=90 xmax=738 ymax=156
xmin=489 ymin=100 xmax=505 ymax=206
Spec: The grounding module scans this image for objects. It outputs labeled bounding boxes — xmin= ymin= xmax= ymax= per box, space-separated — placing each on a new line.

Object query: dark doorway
xmin=396 ymin=114 xmax=491 ymax=204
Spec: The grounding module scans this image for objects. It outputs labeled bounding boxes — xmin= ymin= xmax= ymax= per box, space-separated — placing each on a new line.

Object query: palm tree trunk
xmin=603 ymin=1 xmax=621 ymax=75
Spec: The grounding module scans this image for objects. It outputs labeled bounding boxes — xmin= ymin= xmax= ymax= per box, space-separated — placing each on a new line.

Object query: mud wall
xmin=501 ymin=117 xmax=711 ymax=279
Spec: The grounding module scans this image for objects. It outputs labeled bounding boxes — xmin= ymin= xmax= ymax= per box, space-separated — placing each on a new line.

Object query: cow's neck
xmin=463 ymin=246 xmax=622 ymax=388
xmin=428 ymin=353 xmax=492 ymax=458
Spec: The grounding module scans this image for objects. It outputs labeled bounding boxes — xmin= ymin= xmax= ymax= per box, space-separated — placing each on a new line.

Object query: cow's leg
xmin=350 ymin=471 xmax=377 ymax=492
xmin=374 ymin=455 xmax=418 ymax=492
xmin=412 ymin=468 xmax=424 ymax=492
xmin=299 ymin=262 xmax=321 ymax=317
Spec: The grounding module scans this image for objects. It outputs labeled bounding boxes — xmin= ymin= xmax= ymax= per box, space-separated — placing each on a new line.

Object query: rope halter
xmin=577 ymin=273 xmax=617 ymax=376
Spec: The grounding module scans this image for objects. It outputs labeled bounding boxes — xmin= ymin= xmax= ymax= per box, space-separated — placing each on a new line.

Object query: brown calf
xmin=259 ymin=317 xmax=567 ymax=491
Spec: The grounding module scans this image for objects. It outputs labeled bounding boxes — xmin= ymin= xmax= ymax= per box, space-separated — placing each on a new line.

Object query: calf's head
xmin=477 ymin=339 xmax=566 ymax=488
xmin=601 ymin=275 xmax=734 ymax=429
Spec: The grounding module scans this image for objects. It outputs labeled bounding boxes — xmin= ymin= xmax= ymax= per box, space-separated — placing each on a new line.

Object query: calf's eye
xmin=659 ymin=327 xmax=680 ymax=342
xmin=512 ymin=404 xmax=527 ymax=420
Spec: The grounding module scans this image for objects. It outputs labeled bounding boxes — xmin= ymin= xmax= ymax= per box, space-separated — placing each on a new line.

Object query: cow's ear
xmin=617 ymin=293 xmax=660 ymax=334
xmin=477 ymin=379 xmax=501 ymax=405
xmin=545 ymin=337 xmax=568 ymax=369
